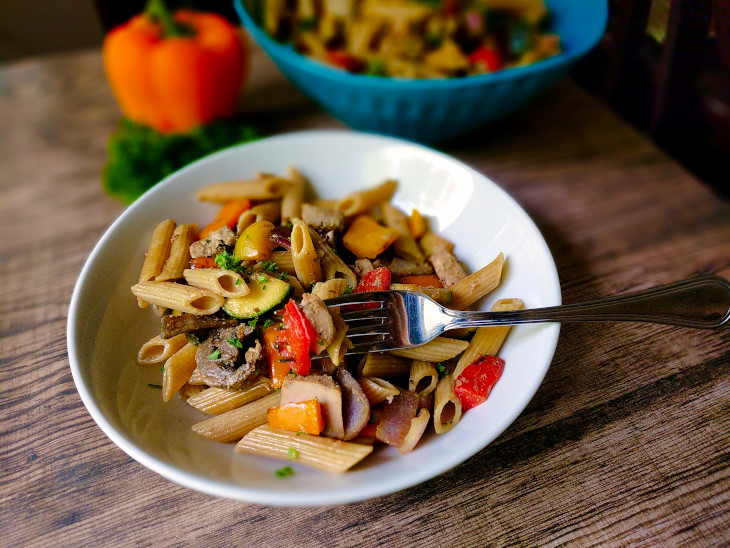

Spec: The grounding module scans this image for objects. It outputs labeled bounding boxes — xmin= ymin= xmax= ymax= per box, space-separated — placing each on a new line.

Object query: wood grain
xmin=1 ymin=47 xmax=728 ymax=547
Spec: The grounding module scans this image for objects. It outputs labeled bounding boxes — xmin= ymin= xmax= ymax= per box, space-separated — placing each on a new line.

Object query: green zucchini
xmin=222 ymin=274 xmax=292 ymax=319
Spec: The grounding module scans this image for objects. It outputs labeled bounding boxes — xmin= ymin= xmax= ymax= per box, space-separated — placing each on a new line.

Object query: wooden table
xmin=2 ymin=48 xmax=729 ymax=546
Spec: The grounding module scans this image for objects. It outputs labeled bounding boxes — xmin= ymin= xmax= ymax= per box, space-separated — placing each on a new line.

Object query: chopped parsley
xmin=366 ymin=59 xmax=387 ymax=76
xmin=208 ymin=348 xmax=221 ymax=360
xmin=343 ymin=285 xmax=353 ymax=295
xmin=260 ymin=260 xmax=278 ymax=272
xmin=227 ymin=337 xmax=243 ymax=348
xmin=247 ymin=318 xmax=258 ymax=328
xmin=287 ymin=448 xmax=299 ymax=460
xmin=185 ymin=332 xmax=200 ymax=346
xmin=235 ymin=278 xmax=243 ymax=285
xmin=148 ymin=383 xmax=162 ymax=389
xmin=436 ymin=362 xmax=447 ymax=379
xmin=215 ymin=251 xmax=252 ymax=279
xmin=262 ymin=318 xmax=275 ymax=329
xmin=296 ymin=431 xmax=304 ymax=436
xmin=278 ymin=271 xmax=290 ymax=281
xmin=256 ymin=274 xmax=269 ymax=285
xmin=275 ymin=465 xmax=295 ymax=478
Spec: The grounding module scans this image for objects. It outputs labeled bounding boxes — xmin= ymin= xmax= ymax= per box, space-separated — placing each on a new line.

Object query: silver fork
xmin=324 ymin=276 xmax=730 ymax=355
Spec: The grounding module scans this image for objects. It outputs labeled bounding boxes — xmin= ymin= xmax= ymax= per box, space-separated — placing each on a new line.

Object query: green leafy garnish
xmin=186 ymin=332 xmax=200 ymax=346
xmin=262 ymin=318 xmax=275 ymax=329
xmin=275 ymin=466 xmax=295 ymax=478
xmin=247 ymin=318 xmax=258 ymax=328
xmin=366 ymin=59 xmax=387 ymax=76
xmin=287 ymin=448 xmax=299 ymax=460
xmin=278 ymin=272 xmax=290 ymax=281
xmin=227 ymin=337 xmax=243 ymax=348
xmin=260 ymin=260 xmax=278 ymax=272
xmin=256 ymin=274 xmax=269 ymax=285
xmin=436 ymin=362 xmax=447 ymax=379
xmin=208 ymin=348 xmax=221 ymax=360
xmin=235 ymin=278 xmax=243 ymax=285
xmin=215 ymin=251 xmax=252 ymax=279
xmin=102 ymin=118 xmax=260 ymax=204
xmin=343 ymin=286 xmax=353 ymax=295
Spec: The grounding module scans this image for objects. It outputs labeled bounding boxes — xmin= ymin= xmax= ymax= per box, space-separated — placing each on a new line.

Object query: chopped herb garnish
xmin=262 ymin=285 xmax=267 ymax=290
xmin=235 ymin=278 xmax=243 ymax=285
xmin=366 ymin=59 xmax=387 ymax=76
xmin=160 ymin=366 xmax=164 ymax=372
xmin=286 ymin=221 xmax=294 ymax=229
xmin=436 ymin=362 xmax=447 ymax=379
xmin=244 ymin=233 xmax=250 ymax=239
xmin=186 ymin=332 xmax=200 ymax=346
xmin=227 ymin=337 xmax=243 ymax=348
xmin=343 ymin=286 xmax=353 ymax=295
xmin=263 ymin=318 xmax=275 ymax=329
xmin=275 ymin=465 xmax=295 ymax=478
xmin=261 ymin=260 xmax=278 ymax=272
xmin=287 ymin=448 xmax=299 ymax=460
xmin=278 ymin=272 xmax=290 ymax=281
xmin=296 ymin=431 xmax=304 ymax=436
xmin=215 ymin=251 xmax=252 ymax=278
xmin=148 ymin=383 xmax=163 ymax=389
xmin=247 ymin=318 xmax=258 ymax=328
xmin=256 ymin=274 xmax=269 ymax=284
xmin=208 ymin=348 xmax=221 ymax=360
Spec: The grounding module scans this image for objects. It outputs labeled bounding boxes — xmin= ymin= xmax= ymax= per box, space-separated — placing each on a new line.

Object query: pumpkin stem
xmin=145 ymin=0 xmax=192 ymax=37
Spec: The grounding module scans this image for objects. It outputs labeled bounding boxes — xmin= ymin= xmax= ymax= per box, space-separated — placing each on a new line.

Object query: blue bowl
xmin=235 ymin=0 xmax=607 ymax=143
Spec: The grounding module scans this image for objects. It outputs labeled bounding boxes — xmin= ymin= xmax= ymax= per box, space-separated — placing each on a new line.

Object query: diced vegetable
xmin=453 ymin=355 xmax=505 ymax=410
xmin=342 ymin=216 xmax=399 ymax=259
xmin=222 ymin=274 xmax=291 ymax=319
xmin=234 ymin=220 xmax=277 ymax=261
xmin=399 ymin=274 xmax=442 ymax=288
xmin=268 ymin=399 xmax=324 ymax=435
xmin=277 ymin=299 xmax=317 ymax=376
xmin=407 ymin=209 xmax=427 ymax=240
xmin=356 ymin=266 xmax=392 ymax=293
xmin=469 ymin=46 xmax=502 ymax=72
xmin=262 ymin=324 xmax=291 ymax=389
xmin=199 ymin=199 xmax=251 ymax=239
xmin=190 ymin=256 xmax=218 ymax=269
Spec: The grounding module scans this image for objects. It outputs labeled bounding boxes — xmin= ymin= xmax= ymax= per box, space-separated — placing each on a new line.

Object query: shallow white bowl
xmin=67 ymin=130 xmax=561 ymax=506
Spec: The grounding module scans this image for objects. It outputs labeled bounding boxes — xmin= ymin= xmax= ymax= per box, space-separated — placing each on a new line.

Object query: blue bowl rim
xmin=234 ymin=0 xmax=608 ymax=91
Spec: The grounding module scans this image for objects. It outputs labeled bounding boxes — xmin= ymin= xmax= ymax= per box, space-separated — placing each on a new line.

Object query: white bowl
xmin=67 ymin=130 xmax=561 ymax=506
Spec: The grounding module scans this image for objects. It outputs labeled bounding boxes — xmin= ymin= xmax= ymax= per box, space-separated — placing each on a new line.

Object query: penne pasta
xmin=155 ymin=224 xmax=197 ymax=282
xmin=178 ymin=383 xmax=206 ymax=401
xmin=409 ymin=360 xmax=438 ymax=395
xmin=311 ymin=278 xmax=348 ymax=301
xmin=381 ymin=202 xmax=424 ymax=263
xmin=307 ymin=227 xmax=357 ymax=289
xmin=137 ymin=219 xmax=176 ymax=307
xmin=191 ymin=391 xmax=282 ymax=442
xmin=281 ymin=167 xmax=306 ymax=223
xmin=433 ymin=374 xmax=463 ymax=434
xmin=270 ymin=250 xmax=297 ymax=275
xmin=358 ymin=377 xmax=400 ymax=405
xmin=334 ymin=179 xmax=398 ymax=217
xmin=137 ymin=333 xmax=188 ymax=365
xmin=186 ymin=377 xmax=274 ymax=415
xmin=183 ymin=268 xmax=250 ymax=298
xmin=389 ymin=284 xmax=452 ymax=305
xmin=399 ymin=409 xmax=431 ymax=454
xmin=196 ymin=176 xmax=292 ymax=203
xmin=187 ymin=366 xmax=207 ymax=385
xmin=358 ymin=353 xmax=411 ymax=377
xmin=162 ymin=343 xmax=198 ymax=402
xmin=453 ymin=298 xmax=524 ymax=379
xmin=326 ymin=312 xmax=352 ymax=366
xmin=235 ymin=425 xmax=373 ymax=473
xmin=236 ymin=201 xmax=281 ymax=234
xmin=449 ymin=252 xmax=505 ymax=310
xmin=290 ymin=218 xmax=323 ymax=287
xmin=131 ymin=281 xmax=224 ymax=315
xmin=388 ymin=337 xmax=469 ymax=362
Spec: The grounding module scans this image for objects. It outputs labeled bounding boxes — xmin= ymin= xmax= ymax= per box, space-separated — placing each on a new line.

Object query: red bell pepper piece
xmin=454 ymin=355 xmax=505 ymax=410
xmin=276 ymin=299 xmax=317 ymax=376
xmin=346 ymin=266 xmax=392 ymax=311
xmin=469 ymin=46 xmax=502 ymax=72
xmin=189 ymin=256 xmax=218 ymax=269
xmin=262 ymin=324 xmax=290 ymax=388
xmin=326 ymin=49 xmax=365 ymax=73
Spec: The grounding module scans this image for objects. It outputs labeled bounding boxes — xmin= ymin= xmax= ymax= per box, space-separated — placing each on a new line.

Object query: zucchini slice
xmin=222 ymin=274 xmax=292 ymax=319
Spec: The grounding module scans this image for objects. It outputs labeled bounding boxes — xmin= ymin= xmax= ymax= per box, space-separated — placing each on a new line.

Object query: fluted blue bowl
xmin=235 ymin=0 xmax=607 ymax=143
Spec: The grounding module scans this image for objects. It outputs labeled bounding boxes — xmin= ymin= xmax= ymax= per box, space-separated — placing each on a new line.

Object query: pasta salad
xmin=131 ymin=169 xmax=519 ymax=473
xmin=254 ymin=0 xmax=561 ymax=78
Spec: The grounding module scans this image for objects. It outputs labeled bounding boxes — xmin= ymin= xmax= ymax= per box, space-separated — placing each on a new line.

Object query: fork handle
xmin=445 ymin=277 xmax=730 ymax=330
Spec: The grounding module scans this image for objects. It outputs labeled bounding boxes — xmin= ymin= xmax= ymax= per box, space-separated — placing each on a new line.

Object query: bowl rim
xmin=234 ymin=0 xmax=608 ymax=91
xmin=67 ymin=129 xmax=562 ymax=506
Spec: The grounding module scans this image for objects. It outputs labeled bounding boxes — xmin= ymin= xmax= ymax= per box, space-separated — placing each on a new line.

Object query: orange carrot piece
xmin=190 ymin=256 xmax=218 ymax=269
xmin=268 ymin=399 xmax=324 ymax=435
xmin=399 ymin=274 xmax=443 ymax=288
xmin=262 ymin=325 xmax=290 ymax=389
xmin=199 ymin=198 xmax=251 ymax=239
xmin=407 ymin=209 xmax=427 ymax=240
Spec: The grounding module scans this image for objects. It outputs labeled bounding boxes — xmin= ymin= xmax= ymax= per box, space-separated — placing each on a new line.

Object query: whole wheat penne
xmin=270 ymin=250 xmax=297 ymax=275
xmin=281 ymin=167 xmax=306 ymax=222
xmin=409 ymin=360 xmax=438 ymax=395
xmin=186 ymin=377 xmax=273 ymax=415
xmin=453 ymin=298 xmax=525 ymax=379
xmin=433 ymin=374 xmax=463 ymax=434
xmin=236 ymin=200 xmax=281 ymax=234
xmin=399 ymin=409 xmax=431 ymax=454
xmin=179 ymin=383 xmax=206 ymax=401
xmin=381 ymin=202 xmax=424 ymax=263
xmin=162 ymin=343 xmax=198 ymax=402
xmin=449 ymin=252 xmax=505 ymax=310
xmin=196 ymin=176 xmax=292 ymax=203
xmin=137 ymin=333 xmax=188 ymax=365
xmin=334 ymin=179 xmax=398 ymax=217
xmin=389 ymin=284 xmax=452 ymax=305
xmin=191 ymin=391 xmax=282 ymax=442
xmin=235 ymin=425 xmax=373 ymax=473
xmin=312 ymin=278 xmax=348 ymax=301
xmin=388 ymin=337 xmax=469 ymax=361
xmin=131 ymin=281 xmax=224 ymax=315
xmin=358 ymin=353 xmax=411 ymax=377
xmin=290 ymin=219 xmax=323 ymax=287
xmin=307 ymin=227 xmax=357 ymax=289
xmin=137 ymin=219 xmax=176 ymax=307
xmin=155 ymin=224 xmax=197 ymax=282
xmin=358 ymin=377 xmax=400 ymax=405
xmin=183 ymin=268 xmax=250 ymax=298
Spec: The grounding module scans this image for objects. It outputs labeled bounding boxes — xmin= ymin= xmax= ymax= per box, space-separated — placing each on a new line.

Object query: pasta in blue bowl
xmin=235 ymin=0 xmax=607 ymax=143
